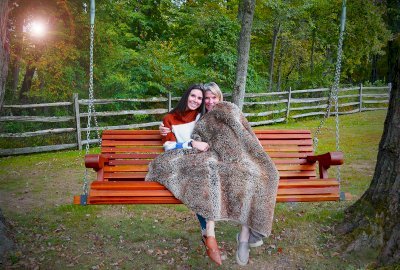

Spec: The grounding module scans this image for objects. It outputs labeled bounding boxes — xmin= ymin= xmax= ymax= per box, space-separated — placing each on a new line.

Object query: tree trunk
xmin=277 ymin=39 xmax=284 ymax=91
xmin=310 ymin=29 xmax=316 ymax=75
xmin=0 ymin=207 xmax=15 ymax=264
xmin=370 ymin=54 xmax=378 ymax=83
xmin=268 ymin=23 xmax=280 ymax=92
xmin=0 ymin=0 xmax=10 ymax=111
xmin=19 ymin=64 xmax=36 ymax=101
xmin=337 ymin=1 xmax=400 ymax=266
xmin=232 ymin=0 xmax=256 ymax=110
xmin=11 ymin=15 xmax=24 ymax=98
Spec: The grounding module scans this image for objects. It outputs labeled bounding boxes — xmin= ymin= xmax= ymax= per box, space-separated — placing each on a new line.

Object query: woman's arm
xmin=162 ymin=116 xmax=198 ymax=151
xmin=159 ymin=123 xmax=171 ymax=136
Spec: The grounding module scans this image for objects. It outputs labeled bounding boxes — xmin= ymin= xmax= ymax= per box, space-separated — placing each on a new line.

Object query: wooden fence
xmin=0 ymin=84 xmax=391 ymax=156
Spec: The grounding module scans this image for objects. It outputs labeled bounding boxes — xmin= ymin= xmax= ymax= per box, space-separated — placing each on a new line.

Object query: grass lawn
xmin=0 ymin=110 xmax=386 ymax=269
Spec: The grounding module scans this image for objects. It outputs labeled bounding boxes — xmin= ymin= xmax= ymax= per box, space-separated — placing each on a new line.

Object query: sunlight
xmin=27 ymin=20 xmax=47 ymax=38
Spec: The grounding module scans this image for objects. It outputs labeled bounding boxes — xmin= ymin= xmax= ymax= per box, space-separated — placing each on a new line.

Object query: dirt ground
xmin=0 ymin=143 xmax=382 ymax=270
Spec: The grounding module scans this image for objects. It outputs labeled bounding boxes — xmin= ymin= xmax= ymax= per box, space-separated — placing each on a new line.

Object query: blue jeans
xmin=196 ymin=213 xmax=207 ymax=231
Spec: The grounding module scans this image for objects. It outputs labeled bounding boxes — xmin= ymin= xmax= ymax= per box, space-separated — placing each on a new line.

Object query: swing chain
xmin=313 ymin=1 xmax=345 ymax=182
xmin=82 ymin=23 xmax=101 ymax=196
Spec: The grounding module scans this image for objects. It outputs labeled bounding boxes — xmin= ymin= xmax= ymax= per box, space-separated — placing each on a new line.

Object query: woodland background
xmin=3 ymin=0 xmax=391 ymax=104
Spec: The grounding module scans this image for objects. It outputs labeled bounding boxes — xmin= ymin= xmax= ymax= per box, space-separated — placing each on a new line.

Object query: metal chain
xmin=313 ymin=2 xmax=346 ymax=182
xmin=332 ymin=27 xmax=344 ymax=182
xmin=82 ymin=23 xmax=101 ymax=196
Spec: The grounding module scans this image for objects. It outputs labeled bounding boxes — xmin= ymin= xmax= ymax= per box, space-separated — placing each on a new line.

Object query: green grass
xmin=0 ymin=110 xmax=387 ymax=269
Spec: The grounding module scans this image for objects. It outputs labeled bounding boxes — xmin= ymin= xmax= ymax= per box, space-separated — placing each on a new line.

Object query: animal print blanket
xmin=145 ymin=102 xmax=279 ymax=236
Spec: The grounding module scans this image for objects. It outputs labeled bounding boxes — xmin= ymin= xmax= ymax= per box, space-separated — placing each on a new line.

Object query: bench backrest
xmin=99 ymin=129 xmax=317 ymax=181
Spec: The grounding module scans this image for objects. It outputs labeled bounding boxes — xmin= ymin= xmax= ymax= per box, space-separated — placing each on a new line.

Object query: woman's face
xmin=186 ymin=89 xmax=203 ymax=111
xmin=205 ymin=90 xmax=220 ymax=111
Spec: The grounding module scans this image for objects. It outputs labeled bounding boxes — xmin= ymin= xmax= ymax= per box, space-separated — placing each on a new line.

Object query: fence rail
xmin=0 ymin=83 xmax=391 ymax=156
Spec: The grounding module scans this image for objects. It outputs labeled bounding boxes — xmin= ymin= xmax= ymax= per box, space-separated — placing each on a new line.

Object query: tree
xmin=337 ymin=0 xmax=400 ymax=266
xmin=0 ymin=0 xmax=9 ymax=111
xmin=232 ymin=0 xmax=256 ymax=110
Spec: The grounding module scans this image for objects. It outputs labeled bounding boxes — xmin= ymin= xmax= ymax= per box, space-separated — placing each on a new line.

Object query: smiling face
xmin=186 ymin=89 xmax=204 ymax=111
xmin=204 ymin=90 xmax=220 ymax=111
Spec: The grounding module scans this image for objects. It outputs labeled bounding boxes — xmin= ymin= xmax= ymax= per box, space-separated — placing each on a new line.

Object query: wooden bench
xmin=74 ymin=129 xmax=344 ymax=205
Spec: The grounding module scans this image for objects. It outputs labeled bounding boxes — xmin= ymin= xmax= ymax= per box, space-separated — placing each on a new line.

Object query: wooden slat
xmin=91 ymin=181 xmax=167 ymax=190
xmin=104 ymin=165 xmax=149 ymax=172
xmin=102 ymin=147 xmax=163 ymax=153
xmin=102 ymin=153 xmax=159 ymax=159
xmin=84 ymin=195 xmax=339 ymax=204
xmin=110 ymin=159 xmax=315 ymax=166
xmin=256 ymin=134 xmax=311 ymax=139
xmin=263 ymin=145 xmax=313 ymax=151
xmin=271 ymin=158 xmax=309 ymax=164
xmin=102 ymin=140 xmax=164 ymax=146
xmin=88 ymin=197 xmax=182 ymax=204
xmin=90 ymin=189 xmax=174 ymax=197
xmin=278 ymin=179 xmax=338 ymax=187
xmin=278 ymin=171 xmax=316 ymax=177
xmin=275 ymin=164 xmax=315 ymax=171
xmin=102 ymin=134 xmax=162 ymax=140
xmin=254 ymin=129 xmax=311 ymax=134
xmin=109 ymin=160 xmax=152 ymax=165
xmin=89 ymin=179 xmax=339 ymax=190
xmin=276 ymin=194 xmax=339 ymax=202
xmin=259 ymin=139 xmax=313 ymax=145
xmin=105 ymin=164 xmax=317 ymax=172
xmin=103 ymin=130 xmax=160 ymax=135
xmin=90 ymin=187 xmax=338 ymax=197
xmin=277 ymin=187 xmax=338 ymax=195
xmin=104 ymin=172 xmax=147 ymax=179
xmin=268 ymin=152 xmax=312 ymax=158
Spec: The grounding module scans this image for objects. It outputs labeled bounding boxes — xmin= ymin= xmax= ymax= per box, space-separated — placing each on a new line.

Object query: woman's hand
xmin=159 ymin=123 xmax=171 ymax=136
xmin=192 ymin=141 xmax=209 ymax=152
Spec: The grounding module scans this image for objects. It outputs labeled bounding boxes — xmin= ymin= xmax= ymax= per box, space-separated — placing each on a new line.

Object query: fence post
xmin=73 ymin=93 xmax=82 ymax=150
xmin=388 ymin=82 xmax=392 ymax=98
xmin=168 ymin=92 xmax=172 ymax=112
xmin=285 ymin=87 xmax=292 ymax=122
xmin=359 ymin=83 xmax=363 ymax=112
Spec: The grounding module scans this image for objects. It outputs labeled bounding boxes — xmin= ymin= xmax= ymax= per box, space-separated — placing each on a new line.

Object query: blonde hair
xmin=204 ymin=82 xmax=223 ymax=101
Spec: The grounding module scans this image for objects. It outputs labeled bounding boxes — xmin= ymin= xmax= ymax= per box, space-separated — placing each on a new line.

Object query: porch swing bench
xmin=73 ymin=129 xmax=344 ymax=205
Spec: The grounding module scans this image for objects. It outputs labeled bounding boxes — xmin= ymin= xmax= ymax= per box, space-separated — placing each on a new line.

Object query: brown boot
xmin=205 ymin=236 xmax=222 ymax=265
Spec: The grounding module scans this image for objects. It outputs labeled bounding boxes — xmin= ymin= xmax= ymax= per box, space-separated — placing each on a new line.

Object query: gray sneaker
xmin=236 ymin=233 xmax=250 ymax=266
xmin=249 ymin=230 xmax=263 ymax=248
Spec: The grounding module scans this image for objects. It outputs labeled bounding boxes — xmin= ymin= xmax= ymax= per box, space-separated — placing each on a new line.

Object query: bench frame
xmin=74 ymin=129 xmax=344 ymax=205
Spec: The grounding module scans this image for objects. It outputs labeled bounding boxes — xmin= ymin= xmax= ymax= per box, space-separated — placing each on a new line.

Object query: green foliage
xmin=3 ymin=0 xmax=391 ymax=105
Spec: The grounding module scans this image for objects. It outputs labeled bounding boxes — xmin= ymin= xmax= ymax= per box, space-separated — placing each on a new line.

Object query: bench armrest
xmin=306 ymin=151 xmax=344 ymax=179
xmin=85 ymin=154 xmax=108 ymax=171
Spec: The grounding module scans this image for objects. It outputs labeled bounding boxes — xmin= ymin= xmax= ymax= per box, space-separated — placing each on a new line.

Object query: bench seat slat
xmin=90 ymin=179 xmax=339 ymax=190
xmin=89 ymin=187 xmax=338 ymax=197
xmin=104 ymin=172 xmax=147 ymax=179
xmin=82 ymin=194 xmax=339 ymax=204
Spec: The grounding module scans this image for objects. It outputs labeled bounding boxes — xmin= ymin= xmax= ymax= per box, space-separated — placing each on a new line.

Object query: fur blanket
xmin=145 ymin=102 xmax=279 ymax=237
